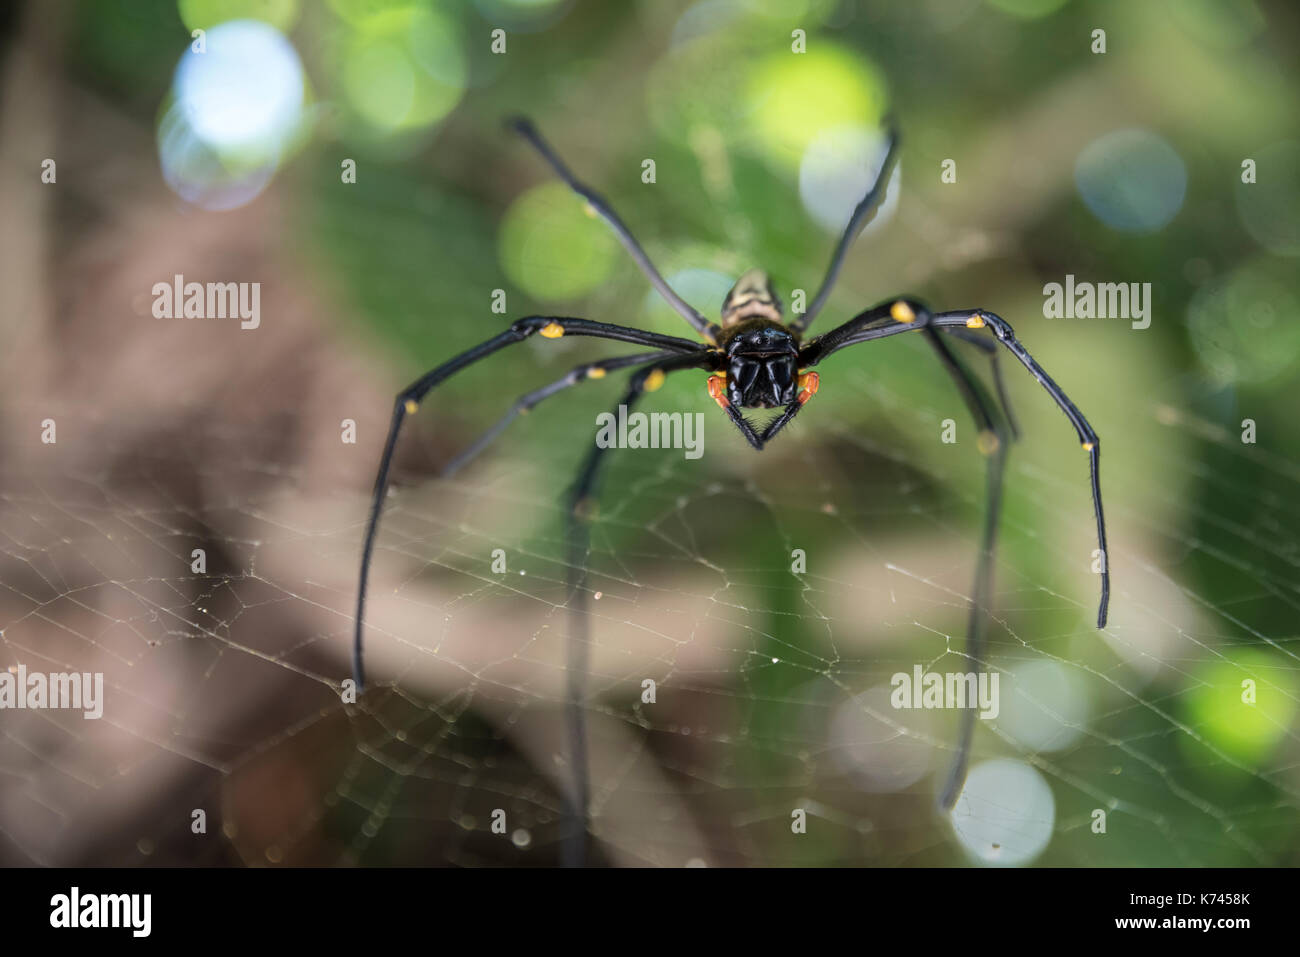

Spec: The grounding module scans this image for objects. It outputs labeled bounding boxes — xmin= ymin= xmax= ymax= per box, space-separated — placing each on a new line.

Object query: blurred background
xmin=0 ymin=0 xmax=1298 ymax=867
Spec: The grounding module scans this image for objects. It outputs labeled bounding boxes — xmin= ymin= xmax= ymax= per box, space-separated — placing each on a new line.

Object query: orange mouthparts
xmin=796 ymin=371 xmax=819 ymax=406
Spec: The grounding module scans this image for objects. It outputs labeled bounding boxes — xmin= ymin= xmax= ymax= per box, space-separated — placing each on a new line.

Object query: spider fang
xmin=796 ymin=371 xmax=820 ymax=405
xmin=890 ymin=300 xmax=916 ymax=323
xmin=539 ymin=321 xmax=565 ymax=338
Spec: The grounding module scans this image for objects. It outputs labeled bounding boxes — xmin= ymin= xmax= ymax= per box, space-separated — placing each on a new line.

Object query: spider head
xmin=722 ymin=322 xmax=799 ymax=409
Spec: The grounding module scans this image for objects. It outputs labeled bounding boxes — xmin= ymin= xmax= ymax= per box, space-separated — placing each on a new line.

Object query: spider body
xmin=353 ymin=116 xmax=1111 ymax=859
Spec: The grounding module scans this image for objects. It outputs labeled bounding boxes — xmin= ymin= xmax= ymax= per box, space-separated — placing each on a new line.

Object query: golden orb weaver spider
xmin=353 ymin=116 xmax=1109 ymax=862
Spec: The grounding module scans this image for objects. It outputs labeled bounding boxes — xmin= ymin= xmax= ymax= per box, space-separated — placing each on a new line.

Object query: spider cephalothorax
xmin=708 ymin=270 xmax=819 ymax=430
xmin=354 ymin=115 xmax=1111 ymax=857
xmin=718 ymin=318 xmax=800 ymax=409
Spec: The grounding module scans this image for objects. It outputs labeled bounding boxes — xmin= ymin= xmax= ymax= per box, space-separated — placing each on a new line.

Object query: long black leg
xmin=509 ymin=117 xmax=721 ymax=343
xmin=354 ymin=316 xmax=706 ymax=690
xmin=790 ymin=120 xmax=901 ymax=335
xmin=801 ymin=300 xmax=1108 ymax=628
xmin=558 ymin=355 xmax=707 ymax=866
xmin=441 ymin=350 xmax=681 ymax=477
xmin=941 ymin=327 xmax=1021 ymax=440
xmin=798 ymin=296 xmax=923 ymax=361
xmin=919 ymin=322 xmax=1012 ymax=810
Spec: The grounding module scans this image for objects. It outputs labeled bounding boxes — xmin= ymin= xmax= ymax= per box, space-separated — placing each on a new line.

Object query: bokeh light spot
xmin=642 ymin=268 xmax=734 ymax=329
xmin=161 ymin=19 xmax=304 ymax=210
xmin=174 ymin=19 xmax=304 ymax=152
xmin=745 ymin=45 xmax=886 ymax=169
xmin=158 ymin=102 xmax=279 ymax=211
xmin=1235 ymin=140 xmax=1300 ymax=257
xmin=799 ymin=125 xmax=899 ymax=236
xmin=1187 ymin=259 xmax=1300 ymax=385
xmin=344 ymin=39 xmax=416 ymax=126
xmin=1074 ymin=129 xmax=1187 ymax=232
xmin=340 ymin=6 xmax=466 ymax=132
xmin=1183 ymin=649 xmax=1299 ymax=766
xmin=827 ymin=685 xmax=936 ymax=793
xmin=998 ymin=661 xmax=1089 ymax=753
xmin=178 ymin=0 xmax=300 ymax=32
xmin=499 ymin=182 xmax=619 ymax=301
xmin=950 ymin=759 xmax=1056 ymax=866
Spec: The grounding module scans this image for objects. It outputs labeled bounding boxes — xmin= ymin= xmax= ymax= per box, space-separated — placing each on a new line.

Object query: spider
xmin=353 ymin=116 xmax=1109 ymax=855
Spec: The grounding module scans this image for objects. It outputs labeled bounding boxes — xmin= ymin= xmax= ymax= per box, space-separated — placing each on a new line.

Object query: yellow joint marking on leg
xmin=966 ymin=313 xmax=986 ymax=329
xmin=587 ymin=366 xmax=606 ymax=379
xmin=403 ymin=399 xmax=419 ymax=415
xmin=539 ymin=321 xmax=565 ymax=338
xmin=977 ymin=430 xmax=1000 ymax=456
xmin=891 ymin=300 xmax=916 ymax=323
xmin=582 ymin=202 xmax=598 ymax=218
xmin=643 ymin=368 xmax=666 ymax=392
xmin=1082 ymin=441 xmax=1095 ymax=451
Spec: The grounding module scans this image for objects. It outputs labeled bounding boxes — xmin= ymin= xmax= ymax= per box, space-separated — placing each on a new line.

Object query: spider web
xmin=2 ymin=327 xmax=1298 ymax=869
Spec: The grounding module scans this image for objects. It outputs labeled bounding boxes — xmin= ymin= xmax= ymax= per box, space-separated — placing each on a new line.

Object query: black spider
xmin=352 ymin=116 xmax=1109 ymax=856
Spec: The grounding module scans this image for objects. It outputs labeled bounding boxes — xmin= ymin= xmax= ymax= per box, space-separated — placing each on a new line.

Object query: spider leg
xmin=934 ymin=309 xmax=1107 ymax=630
xmin=441 ymin=350 xmax=683 ymax=477
xmin=789 ymin=119 xmax=901 ymax=335
xmin=920 ymin=323 xmax=1013 ymax=811
xmin=354 ymin=316 xmax=706 ymax=690
xmin=939 ymin=327 xmax=1021 ymax=440
xmin=801 ymin=299 xmax=1108 ymax=628
xmin=717 ymin=400 xmax=765 ymax=449
xmin=509 ymin=116 xmax=721 ymax=343
xmin=757 ymin=402 xmax=804 ymax=445
xmin=559 ymin=354 xmax=710 ymax=866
